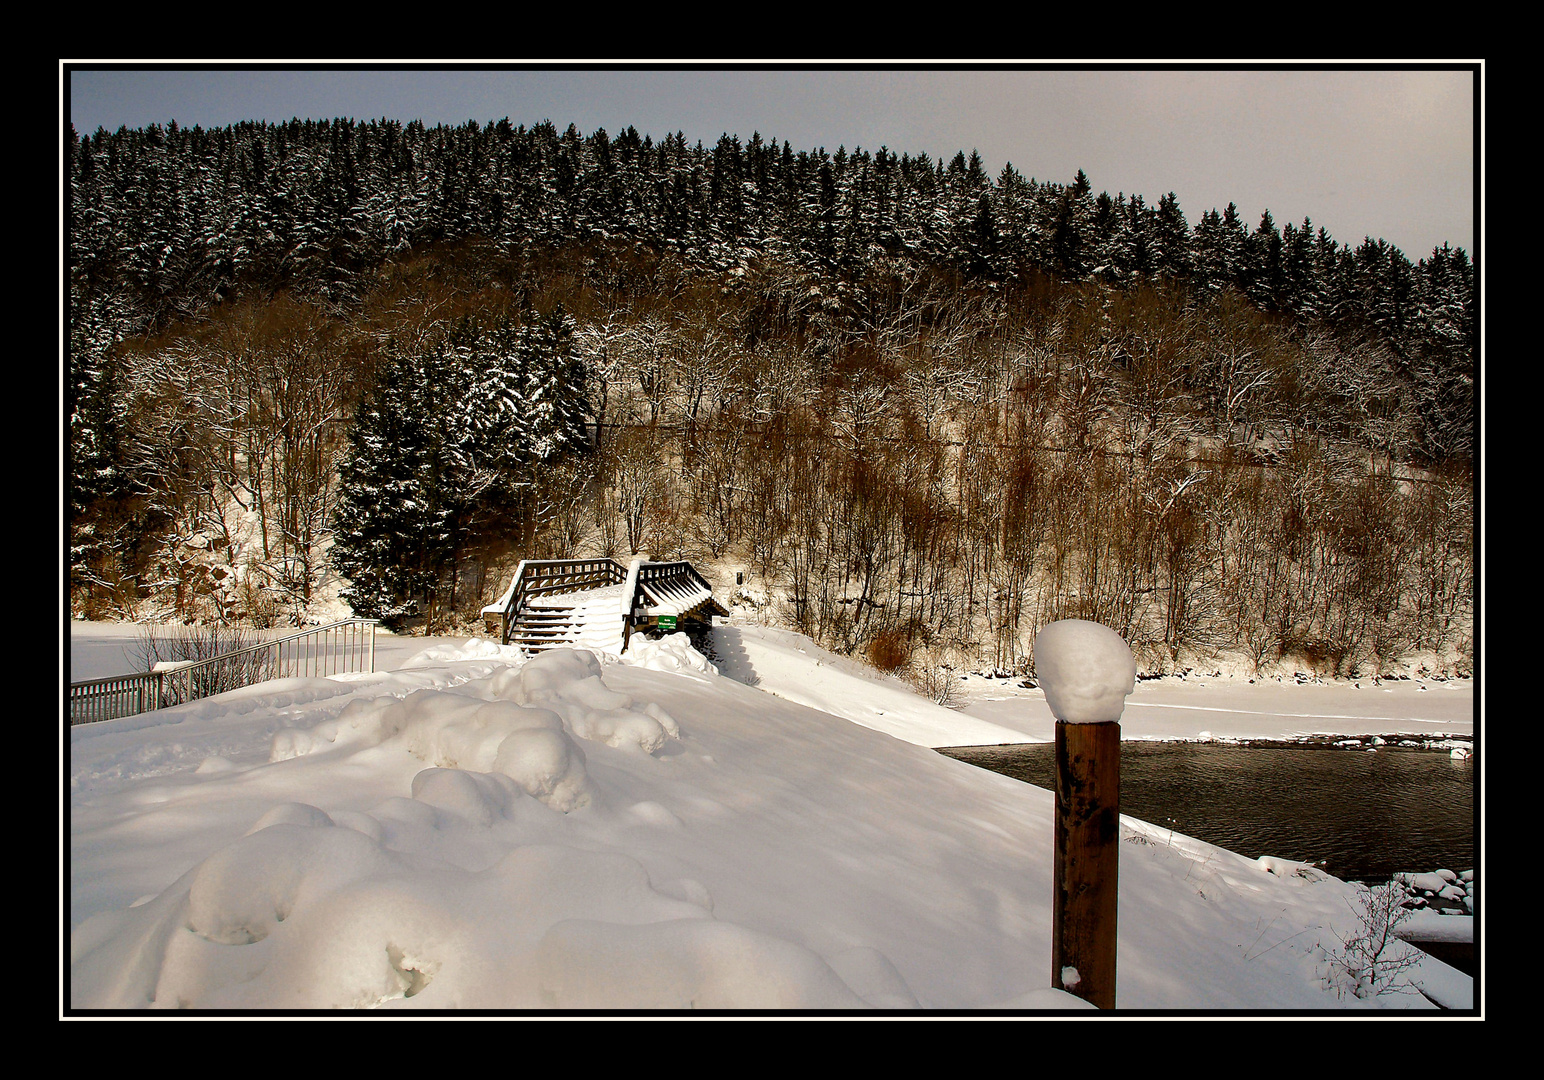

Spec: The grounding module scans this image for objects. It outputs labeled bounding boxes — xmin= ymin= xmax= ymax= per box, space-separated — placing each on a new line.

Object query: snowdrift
xmin=68 ymin=633 xmax=1470 ymax=1011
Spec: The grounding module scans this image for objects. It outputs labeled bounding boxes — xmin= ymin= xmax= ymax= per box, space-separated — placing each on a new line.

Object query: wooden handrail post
xmin=621 ymin=558 xmax=643 ymax=653
xmin=1052 ymin=717 xmax=1121 ymax=1009
xmin=1034 ymin=619 xmax=1137 ymax=1010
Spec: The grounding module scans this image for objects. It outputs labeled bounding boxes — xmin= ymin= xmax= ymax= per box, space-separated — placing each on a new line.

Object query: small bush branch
xmin=1321 ymin=881 xmax=1424 ymax=1000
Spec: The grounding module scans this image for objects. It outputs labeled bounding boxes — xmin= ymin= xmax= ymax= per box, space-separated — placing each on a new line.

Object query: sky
xmin=67 ymin=622 xmax=1476 ymax=1011
xmin=61 ymin=64 xmax=1480 ymax=262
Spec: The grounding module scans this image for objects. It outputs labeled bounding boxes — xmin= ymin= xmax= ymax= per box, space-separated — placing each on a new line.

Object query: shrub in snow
xmin=271 ymin=696 xmax=411 ymax=760
xmin=136 ymin=622 xmax=276 ymax=703
xmin=410 ymin=768 xmax=526 ymax=827
xmin=730 ymin=584 xmax=770 ymax=609
xmin=403 ymin=638 xmax=517 ymax=666
xmin=265 ymin=647 xmax=685 ymax=816
xmin=1032 ymin=620 xmax=1137 ymax=723
xmin=906 ymin=662 xmax=963 ymax=709
xmin=1321 ymin=881 xmax=1423 ymax=999
xmin=490 ymin=727 xmax=592 ymax=812
xmin=244 ymin=802 xmax=336 ymax=833
xmin=1256 ymin=856 xmax=1329 ymax=883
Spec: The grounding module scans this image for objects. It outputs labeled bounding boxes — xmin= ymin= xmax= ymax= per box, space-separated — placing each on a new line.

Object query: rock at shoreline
xmin=1394 ymin=867 xmax=1475 ymax=915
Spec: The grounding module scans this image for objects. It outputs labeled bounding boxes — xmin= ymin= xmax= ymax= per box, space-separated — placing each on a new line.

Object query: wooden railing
xmin=68 ymin=619 xmax=378 ymax=726
xmin=490 ymin=558 xmax=725 ymax=651
xmin=634 ymin=561 xmax=715 ymax=596
xmin=623 ymin=561 xmax=721 ymax=651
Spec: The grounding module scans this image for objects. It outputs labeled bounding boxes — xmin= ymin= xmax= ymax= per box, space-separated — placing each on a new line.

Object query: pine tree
xmin=331 ymin=308 xmax=591 ymax=627
xmin=963 ymin=192 xmax=1003 ymax=280
xmin=1152 ymin=192 xmax=1191 ymax=281
xmin=1050 ymin=170 xmax=1096 ymax=279
xmin=331 ymin=353 xmax=444 ymax=623
xmin=1193 ymin=202 xmax=1248 ymax=293
xmin=1244 ymin=210 xmax=1285 ymax=310
xmin=68 ymin=291 xmax=136 ymax=608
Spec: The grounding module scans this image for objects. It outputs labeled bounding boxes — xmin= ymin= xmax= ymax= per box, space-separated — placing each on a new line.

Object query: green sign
xmin=658 ymin=615 xmax=677 ymax=631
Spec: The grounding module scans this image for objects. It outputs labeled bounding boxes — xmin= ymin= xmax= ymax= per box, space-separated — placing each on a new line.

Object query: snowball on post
xmin=1033 ymin=620 xmax=1136 ymax=723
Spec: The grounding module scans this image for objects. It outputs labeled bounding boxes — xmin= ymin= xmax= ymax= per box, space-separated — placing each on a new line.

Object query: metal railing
xmin=68 ymin=671 xmax=171 ymax=726
xmin=68 ymin=619 xmax=378 ymax=726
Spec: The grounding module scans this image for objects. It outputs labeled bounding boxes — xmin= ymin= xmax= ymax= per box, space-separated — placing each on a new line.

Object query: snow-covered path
xmin=711 ymin=624 xmax=1473 ymax=748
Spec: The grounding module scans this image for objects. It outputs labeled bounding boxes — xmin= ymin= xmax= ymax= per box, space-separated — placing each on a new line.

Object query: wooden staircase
xmin=506 ymin=607 xmax=584 ymax=650
xmin=506 ymin=584 xmax=628 ymax=653
xmin=484 ymin=558 xmax=727 ymax=655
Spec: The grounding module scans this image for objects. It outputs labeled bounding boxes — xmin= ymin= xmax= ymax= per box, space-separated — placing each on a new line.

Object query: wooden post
xmin=1035 ymin=617 xmax=1135 ymax=1010
xmin=1051 ymin=718 xmax=1121 ymax=1009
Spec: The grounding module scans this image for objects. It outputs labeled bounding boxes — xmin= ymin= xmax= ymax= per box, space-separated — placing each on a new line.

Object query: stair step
xmin=504 ymin=591 xmax=626 ymax=654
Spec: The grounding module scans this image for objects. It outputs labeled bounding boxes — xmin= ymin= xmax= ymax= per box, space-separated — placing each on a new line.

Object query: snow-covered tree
xmin=331 ymin=307 xmax=590 ymax=628
xmin=330 ymin=348 xmax=444 ymax=624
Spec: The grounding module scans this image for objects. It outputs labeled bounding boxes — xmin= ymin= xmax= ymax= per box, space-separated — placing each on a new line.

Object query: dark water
xmin=938 ymin=742 xmax=1475 ymax=884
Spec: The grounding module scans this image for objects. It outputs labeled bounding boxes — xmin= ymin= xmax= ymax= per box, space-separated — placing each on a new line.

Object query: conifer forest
xmin=66 ymin=117 xmax=1476 ymax=678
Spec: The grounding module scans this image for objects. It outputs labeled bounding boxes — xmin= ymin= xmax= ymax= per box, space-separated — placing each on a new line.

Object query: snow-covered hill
xmin=66 ymin=628 xmax=1474 ymax=1011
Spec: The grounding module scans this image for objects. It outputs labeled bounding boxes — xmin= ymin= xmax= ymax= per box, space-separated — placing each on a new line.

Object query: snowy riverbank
xmin=710 ymin=624 xmax=1474 ymax=749
xmin=65 ymin=622 xmax=1478 ymax=1012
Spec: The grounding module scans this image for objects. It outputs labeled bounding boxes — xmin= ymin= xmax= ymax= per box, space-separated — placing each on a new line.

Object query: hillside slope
xmin=66 ymin=633 xmax=1471 ymax=1011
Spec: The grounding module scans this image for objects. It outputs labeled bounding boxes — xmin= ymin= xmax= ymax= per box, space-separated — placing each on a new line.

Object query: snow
xmin=526 ymin=583 xmax=627 ymax=609
xmin=1400 ymin=872 xmax=1453 ymax=894
xmin=637 ymin=575 xmax=713 ymax=618
xmin=1399 ymin=909 xmax=1473 ymax=944
xmin=960 ymin=675 xmax=1474 ymax=746
xmin=1032 ymin=620 xmax=1137 ymax=723
xmin=713 ymin=626 xmax=1030 ymax=748
xmin=65 ymin=621 xmax=1477 ymax=1012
